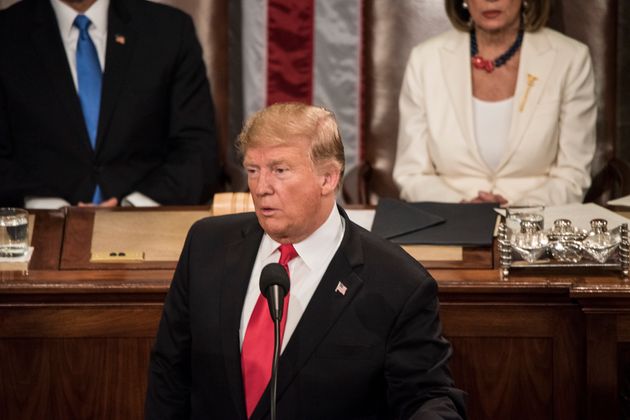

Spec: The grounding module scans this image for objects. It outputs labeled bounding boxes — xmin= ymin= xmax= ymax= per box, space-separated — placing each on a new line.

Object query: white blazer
xmin=393 ymin=28 xmax=596 ymax=205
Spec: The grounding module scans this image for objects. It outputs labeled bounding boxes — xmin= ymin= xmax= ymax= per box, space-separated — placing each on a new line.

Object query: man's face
xmin=244 ymin=139 xmax=335 ymax=244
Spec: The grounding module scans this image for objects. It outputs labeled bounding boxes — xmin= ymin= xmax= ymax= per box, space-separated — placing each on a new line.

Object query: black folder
xmin=371 ymin=198 xmax=497 ymax=246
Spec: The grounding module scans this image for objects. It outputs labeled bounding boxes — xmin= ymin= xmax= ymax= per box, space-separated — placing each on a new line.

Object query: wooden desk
xmin=1 ymin=208 xmax=629 ymax=420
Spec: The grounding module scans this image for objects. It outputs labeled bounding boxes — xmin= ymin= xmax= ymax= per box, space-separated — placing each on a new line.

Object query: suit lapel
xmin=96 ymin=0 xmax=136 ymax=152
xmin=497 ymin=30 xmax=555 ymax=172
xmin=252 ymin=212 xmax=365 ymax=420
xmin=31 ymin=0 xmax=92 ymax=155
xmin=221 ymin=220 xmax=264 ymax=420
xmin=440 ymin=31 xmax=489 ymax=171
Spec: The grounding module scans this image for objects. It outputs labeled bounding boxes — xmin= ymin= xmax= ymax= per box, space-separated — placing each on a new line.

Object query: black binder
xmin=371 ymin=198 xmax=497 ymax=246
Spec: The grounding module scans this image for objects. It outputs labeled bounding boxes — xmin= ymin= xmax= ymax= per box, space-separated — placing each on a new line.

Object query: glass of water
xmin=0 ymin=208 xmax=29 ymax=257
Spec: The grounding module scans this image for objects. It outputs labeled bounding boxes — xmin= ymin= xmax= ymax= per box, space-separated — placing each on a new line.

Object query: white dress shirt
xmin=239 ymin=205 xmax=345 ymax=353
xmin=50 ymin=0 xmax=109 ymax=89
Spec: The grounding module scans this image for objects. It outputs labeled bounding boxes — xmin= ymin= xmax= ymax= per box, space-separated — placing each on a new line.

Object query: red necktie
xmin=242 ymin=244 xmax=298 ymax=418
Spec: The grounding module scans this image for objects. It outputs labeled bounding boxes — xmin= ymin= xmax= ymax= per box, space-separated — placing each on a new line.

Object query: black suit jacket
xmin=145 ymin=209 xmax=466 ymax=419
xmin=0 ymin=0 xmax=219 ymax=206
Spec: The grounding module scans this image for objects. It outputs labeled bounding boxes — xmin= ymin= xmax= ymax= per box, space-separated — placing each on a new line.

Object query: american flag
xmin=240 ymin=0 xmax=364 ymax=174
xmin=334 ymin=281 xmax=348 ymax=296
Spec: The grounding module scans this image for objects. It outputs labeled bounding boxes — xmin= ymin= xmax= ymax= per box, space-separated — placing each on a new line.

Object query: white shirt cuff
xmin=24 ymin=196 xmax=71 ymax=209
xmin=121 ymin=192 xmax=160 ymax=207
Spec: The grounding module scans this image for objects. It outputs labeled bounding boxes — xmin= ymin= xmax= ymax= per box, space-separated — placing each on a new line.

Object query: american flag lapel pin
xmin=115 ymin=34 xmax=126 ymax=45
xmin=334 ymin=281 xmax=348 ymax=296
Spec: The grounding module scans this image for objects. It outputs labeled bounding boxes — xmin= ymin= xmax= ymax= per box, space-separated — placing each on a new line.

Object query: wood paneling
xmin=29 ymin=209 xmax=65 ymax=270
xmin=449 ymin=337 xmax=553 ymax=420
xmin=586 ymin=314 xmax=619 ymax=419
xmin=619 ymin=343 xmax=630 ymax=419
xmin=443 ymin=304 xmax=584 ymax=420
xmin=0 ymin=307 xmax=162 ymax=338
xmin=619 ymin=315 xmax=630 ymax=341
xmin=0 ymin=301 xmax=161 ymax=420
xmin=0 ymin=338 xmax=153 ymax=420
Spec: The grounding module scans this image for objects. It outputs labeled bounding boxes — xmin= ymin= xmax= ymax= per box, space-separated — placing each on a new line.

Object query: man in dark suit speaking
xmin=0 ymin=0 xmax=219 ymax=208
xmin=145 ymin=103 xmax=466 ymax=419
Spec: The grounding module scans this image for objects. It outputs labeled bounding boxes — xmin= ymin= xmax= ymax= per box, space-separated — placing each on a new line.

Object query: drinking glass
xmin=0 ymin=208 xmax=29 ymax=257
xmin=505 ymin=205 xmax=545 ymax=240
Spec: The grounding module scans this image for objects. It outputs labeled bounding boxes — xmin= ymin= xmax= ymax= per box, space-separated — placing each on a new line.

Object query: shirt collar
xmin=259 ymin=204 xmax=344 ymax=269
xmin=50 ymin=0 xmax=110 ymax=39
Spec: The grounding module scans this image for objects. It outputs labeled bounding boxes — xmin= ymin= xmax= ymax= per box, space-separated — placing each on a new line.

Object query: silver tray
xmin=498 ymin=222 xmax=629 ymax=279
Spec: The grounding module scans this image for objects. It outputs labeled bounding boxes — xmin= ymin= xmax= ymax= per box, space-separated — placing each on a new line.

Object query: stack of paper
xmin=608 ymin=194 xmax=630 ymax=207
xmin=543 ymin=203 xmax=629 ymax=230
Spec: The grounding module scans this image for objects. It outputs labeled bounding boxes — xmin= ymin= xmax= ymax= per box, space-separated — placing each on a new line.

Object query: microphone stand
xmin=260 ymin=265 xmax=289 ymax=420
xmin=270 ymin=318 xmax=281 ymax=420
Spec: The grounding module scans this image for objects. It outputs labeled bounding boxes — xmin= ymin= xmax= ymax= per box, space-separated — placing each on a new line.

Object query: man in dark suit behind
xmin=0 ymin=0 xmax=219 ymax=208
xmin=145 ymin=103 xmax=466 ymax=419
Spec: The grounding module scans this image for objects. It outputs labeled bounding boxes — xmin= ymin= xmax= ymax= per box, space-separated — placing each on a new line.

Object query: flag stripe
xmin=242 ymin=0 xmax=267 ymax=119
xmin=241 ymin=0 xmax=364 ymax=175
xmin=266 ymin=0 xmax=315 ymax=105
xmin=313 ymin=0 xmax=362 ymax=170
xmin=358 ymin=0 xmax=365 ymax=164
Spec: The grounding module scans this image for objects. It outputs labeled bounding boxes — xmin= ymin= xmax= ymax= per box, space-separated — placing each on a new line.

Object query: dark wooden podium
xmin=1 ymin=207 xmax=629 ymax=420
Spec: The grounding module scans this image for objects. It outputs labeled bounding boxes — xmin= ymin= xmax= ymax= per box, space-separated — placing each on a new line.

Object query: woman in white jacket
xmin=393 ymin=0 xmax=596 ymax=205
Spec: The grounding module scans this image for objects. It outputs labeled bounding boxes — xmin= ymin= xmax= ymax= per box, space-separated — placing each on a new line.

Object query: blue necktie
xmin=74 ymin=15 xmax=103 ymax=204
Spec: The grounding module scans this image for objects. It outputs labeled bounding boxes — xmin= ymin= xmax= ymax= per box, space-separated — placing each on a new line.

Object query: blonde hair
xmin=237 ymin=102 xmax=345 ymax=178
xmin=445 ymin=0 xmax=550 ymax=32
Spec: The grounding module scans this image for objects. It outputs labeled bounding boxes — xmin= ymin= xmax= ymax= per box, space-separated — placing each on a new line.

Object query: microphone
xmin=259 ymin=262 xmax=290 ymax=420
xmin=259 ymin=263 xmax=290 ymax=322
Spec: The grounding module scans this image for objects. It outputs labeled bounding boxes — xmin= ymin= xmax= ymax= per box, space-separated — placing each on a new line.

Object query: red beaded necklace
xmin=470 ymin=28 xmax=524 ymax=73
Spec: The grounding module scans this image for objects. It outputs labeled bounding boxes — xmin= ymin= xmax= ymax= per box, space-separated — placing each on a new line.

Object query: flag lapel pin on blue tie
xmin=334 ymin=281 xmax=348 ymax=296
xmin=115 ymin=34 xmax=126 ymax=45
